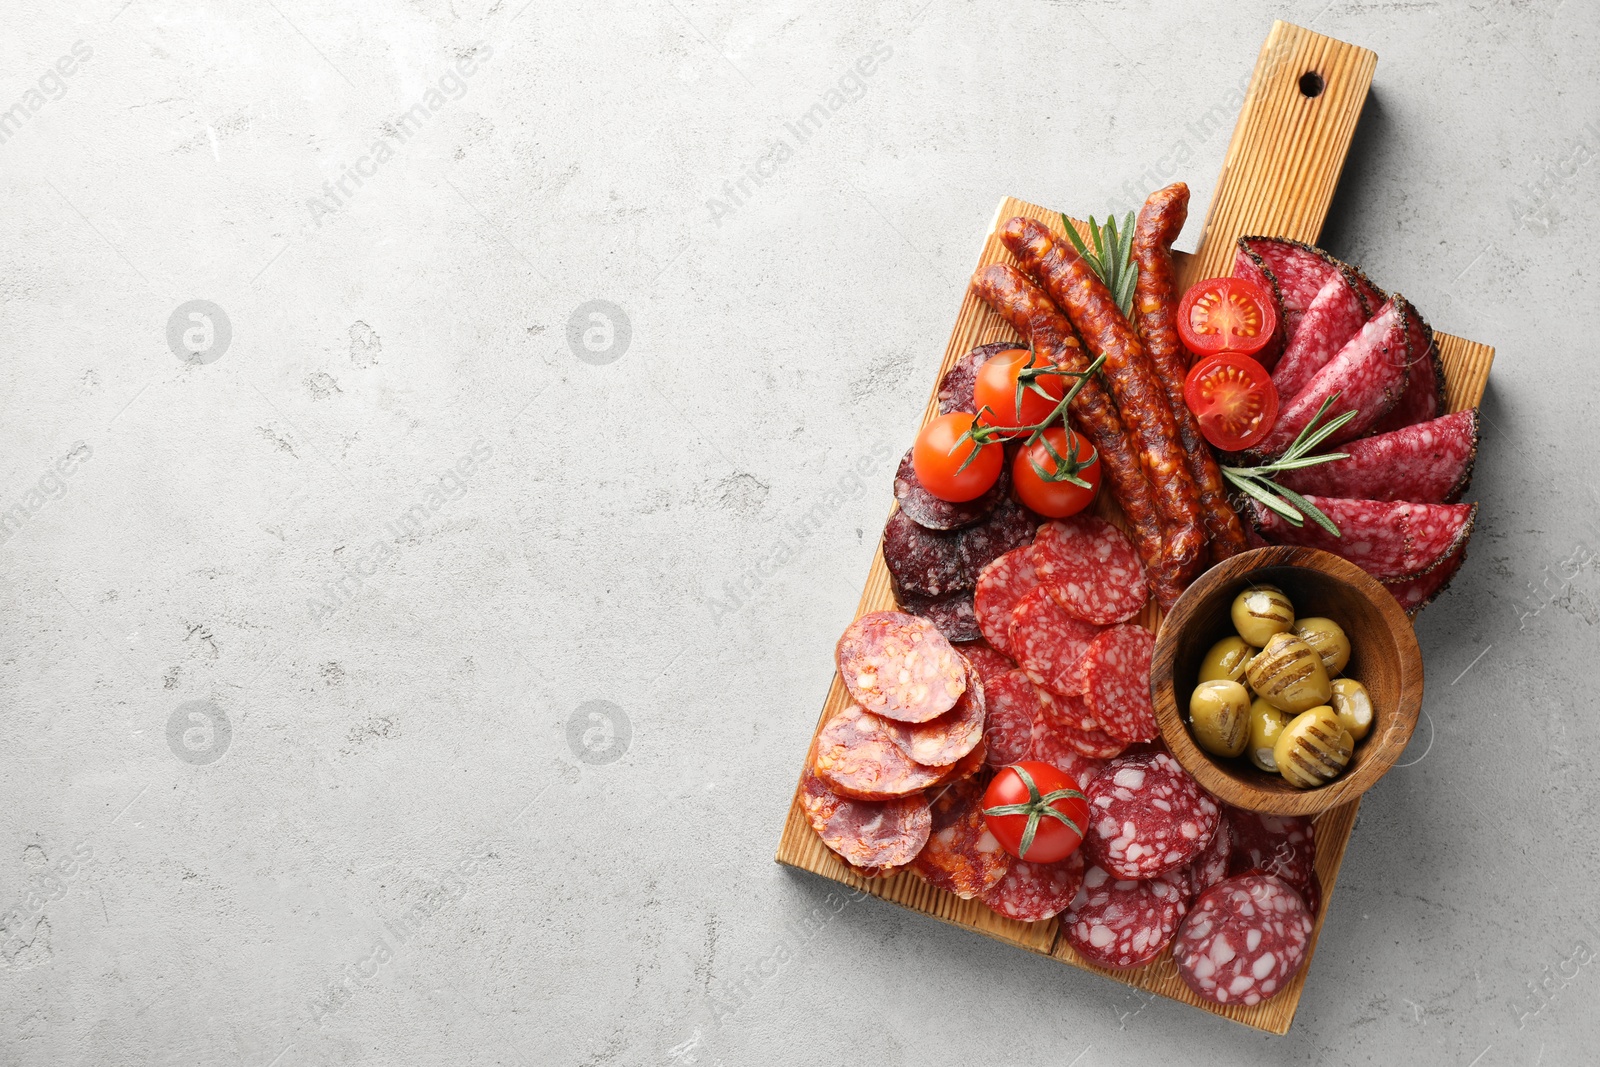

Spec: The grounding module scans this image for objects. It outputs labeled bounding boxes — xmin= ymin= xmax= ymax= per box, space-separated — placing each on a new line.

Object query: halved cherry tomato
xmin=1178 ymin=276 xmax=1279 ymax=360
xmin=911 ymin=412 xmax=1003 ymax=502
xmin=1184 ymin=353 xmax=1281 ymax=451
xmin=1012 ymin=427 xmax=1100 ymax=518
xmin=982 ymin=761 xmax=1089 ymax=863
xmin=972 ymin=348 xmax=1066 ymax=437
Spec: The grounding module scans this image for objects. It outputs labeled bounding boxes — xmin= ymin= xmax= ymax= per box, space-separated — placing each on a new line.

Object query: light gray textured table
xmin=3 ymin=1 xmax=1597 ymax=1063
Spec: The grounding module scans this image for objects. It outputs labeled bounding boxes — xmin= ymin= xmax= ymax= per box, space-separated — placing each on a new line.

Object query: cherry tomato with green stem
xmin=982 ymin=761 xmax=1090 ymax=863
xmin=972 ymin=348 xmax=1067 ymax=438
xmin=911 ymin=412 xmax=1004 ymax=502
xmin=1012 ymin=427 xmax=1100 ymax=517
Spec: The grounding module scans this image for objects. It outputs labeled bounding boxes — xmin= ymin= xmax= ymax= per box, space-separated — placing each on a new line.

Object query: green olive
xmin=1231 ymin=584 xmax=1295 ymax=647
xmin=1245 ymin=632 xmax=1332 ymax=713
xmin=1293 ymin=616 xmax=1351 ymax=677
xmin=1198 ymin=636 xmax=1256 ymax=689
xmin=1189 ymin=680 xmax=1250 ymax=758
xmin=1247 ymin=698 xmax=1290 ymax=772
xmin=1274 ymin=705 xmax=1353 ymax=788
xmin=1329 ymin=678 xmax=1373 ymax=742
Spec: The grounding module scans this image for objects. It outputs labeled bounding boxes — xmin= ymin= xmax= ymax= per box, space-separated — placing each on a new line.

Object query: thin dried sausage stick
xmin=1001 ymin=216 xmax=1207 ymax=588
xmin=1133 ymin=184 xmax=1249 ymax=563
xmin=970 ymin=264 xmax=1182 ymax=610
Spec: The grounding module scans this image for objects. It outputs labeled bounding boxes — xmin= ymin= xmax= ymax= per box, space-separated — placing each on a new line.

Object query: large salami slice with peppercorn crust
xmin=882 ymin=664 xmax=986 ymax=767
xmin=1275 ymin=409 xmax=1479 ymax=504
xmin=975 ymin=546 xmax=1040 ymax=657
xmin=1009 ymin=587 xmax=1101 ymax=697
xmin=1250 ymin=496 xmax=1477 ymax=581
xmin=1225 ymin=808 xmax=1317 ymax=910
xmin=813 ymin=706 xmax=953 ymax=800
xmin=1080 ymin=625 xmax=1159 ymax=744
xmin=982 ymin=669 xmax=1043 ymax=768
xmin=1372 ymin=296 xmax=1446 ymax=433
xmin=1231 ymin=245 xmax=1287 ymax=369
xmin=1085 ymin=752 xmax=1220 ymax=879
xmin=1237 ymin=237 xmax=1346 ymax=341
xmin=1174 ymin=873 xmax=1314 ymax=1006
xmin=981 ymin=849 xmax=1086 ymax=922
xmin=1256 ymin=298 xmax=1411 ymax=458
xmin=836 ymin=611 xmax=967 ymax=723
xmin=1030 ymin=516 xmax=1149 ymax=626
xmin=1063 ymin=863 xmax=1188 ymax=969
xmin=896 ymin=589 xmax=981 ymax=644
xmin=1383 ymin=542 xmax=1467 ymax=616
xmin=912 ymin=777 xmax=1011 ymax=899
xmin=938 ymin=341 xmax=1019 ymax=416
xmin=1270 ymin=272 xmax=1372 ymax=400
xmin=893 ymin=448 xmax=1008 ymax=530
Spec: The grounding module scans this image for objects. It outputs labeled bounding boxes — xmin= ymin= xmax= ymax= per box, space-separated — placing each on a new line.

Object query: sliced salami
xmin=1031 ymin=693 xmax=1126 ymax=760
xmin=1009 ymin=587 xmax=1100 ymax=697
xmin=894 ymin=447 xmax=1007 ymax=531
xmin=974 ymin=545 xmax=1040 ymax=657
xmin=1226 ymin=808 xmax=1317 ymax=895
xmin=1371 ymin=296 xmax=1445 ymax=433
xmin=982 ymin=668 xmax=1043 ymax=768
xmin=1047 ymin=687 xmax=1102 ymax=733
xmin=938 ymin=341 xmax=1019 ymax=415
xmin=1270 ymin=272 xmax=1371 ymax=400
xmin=1256 ymin=298 xmax=1410 ymax=457
xmin=981 ymin=849 xmax=1086 ymax=922
xmin=1184 ymin=812 xmax=1232 ymax=902
xmin=955 ymin=641 xmax=1016 ymax=689
xmin=818 ymin=791 xmax=933 ymax=870
xmin=1173 ymin=873 xmax=1313 ymax=1006
xmin=883 ymin=510 xmax=966 ymax=598
xmin=798 ymin=743 xmax=845 ymax=833
xmin=813 ymin=705 xmax=952 ymax=800
xmin=1384 ymin=541 xmax=1467 ymax=617
xmin=957 ymin=494 xmax=1039 ymax=580
xmin=836 ymin=610 xmax=967 ymax=723
xmin=1062 ymin=862 xmax=1187 ymax=969
xmin=896 ymin=589 xmax=981 ymax=643
xmin=1085 ymin=752 xmax=1220 ymax=879
xmin=1231 ymin=245 xmax=1287 ymax=369
xmin=1237 ymin=237 xmax=1344 ymax=341
xmin=1250 ymin=496 xmax=1477 ymax=581
xmin=1080 ymin=625 xmax=1158 ymax=744
xmin=1275 ymin=409 xmax=1478 ymax=504
xmin=883 ymin=665 xmax=986 ymax=767
xmin=1030 ymin=516 xmax=1149 ymax=626
xmin=935 ymin=736 xmax=988 ymax=784
xmin=912 ymin=778 xmax=1011 ymax=899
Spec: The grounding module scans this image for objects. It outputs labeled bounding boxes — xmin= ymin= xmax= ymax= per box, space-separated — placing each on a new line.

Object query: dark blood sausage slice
xmin=970 ymin=264 xmax=1181 ymax=610
xmin=938 ymin=341 xmax=1022 ymax=415
xmin=1250 ymin=496 xmax=1477 ymax=581
xmin=1062 ymin=862 xmax=1187 ymax=969
xmin=955 ymin=641 xmax=1016 ymax=689
xmin=893 ymin=447 xmax=1008 ymax=530
xmin=1135 ymin=184 xmax=1250 ymax=563
xmin=1031 ymin=692 xmax=1126 ymax=761
xmin=896 ymin=589 xmax=981 ymax=644
xmin=1174 ymin=873 xmax=1314 ymax=1006
xmin=883 ymin=510 xmax=966 ymax=598
xmin=1383 ymin=541 xmax=1467 ymax=617
xmin=818 ymin=791 xmax=933 ymax=870
xmin=882 ymin=664 xmax=986 ymax=767
xmin=1080 ymin=625 xmax=1159 ymax=744
xmin=1086 ymin=752 xmax=1220 ymax=879
xmin=1009 ymin=587 xmax=1100 ymax=698
xmin=1275 ymin=409 xmax=1478 ymax=504
xmin=1372 ymin=296 xmax=1445 ymax=433
xmin=1232 ymin=245 xmax=1287 ymax=369
xmin=1257 ymin=298 xmax=1411 ymax=458
xmin=836 ymin=611 xmax=967 ymax=723
xmin=1237 ymin=236 xmax=1345 ymax=342
xmin=981 ymin=849 xmax=1086 ymax=922
xmin=975 ymin=546 xmax=1040 ymax=658
xmin=1271 ymin=271 xmax=1372 ymax=400
xmin=814 ymin=706 xmax=953 ymax=800
xmin=983 ymin=668 xmax=1043 ymax=768
xmin=1225 ymin=808 xmax=1317 ymax=903
xmin=1031 ymin=516 xmax=1149 ymax=626
xmin=957 ymin=494 xmax=1039 ymax=581
xmin=1002 ymin=216 xmax=1207 ymax=587
xmin=912 ymin=777 xmax=1011 ymax=899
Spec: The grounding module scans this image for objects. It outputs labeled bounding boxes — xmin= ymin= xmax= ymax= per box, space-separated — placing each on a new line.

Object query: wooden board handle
xmin=1182 ymin=20 xmax=1378 ymax=287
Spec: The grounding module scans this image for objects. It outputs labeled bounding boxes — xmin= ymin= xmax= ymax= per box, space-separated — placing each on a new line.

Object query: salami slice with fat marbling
xmin=1031 ymin=693 xmax=1126 ymax=761
xmin=1270 ymin=272 xmax=1371 ymax=399
xmin=1009 ymin=587 xmax=1101 ymax=697
xmin=1231 ymin=245 xmax=1287 ymax=369
xmin=982 ymin=668 xmax=1042 ymax=767
xmin=975 ymin=545 xmax=1040 ymax=657
xmin=1237 ymin=237 xmax=1346 ymax=341
xmin=981 ymin=849 xmax=1086 ymax=922
xmin=813 ymin=705 xmax=953 ymax=800
xmin=896 ymin=589 xmax=981 ymax=644
xmin=1383 ymin=542 xmax=1467 ymax=616
xmin=955 ymin=641 xmax=1016 ymax=689
xmin=1085 ymin=752 xmax=1220 ymax=879
xmin=883 ymin=510 xmax=967 ymax=598
xmin=818 ymin=791 xmax=933 ymax=870
xmin=893 ymin=447 xmax=1007 ymax=530
xmin=1062 ymin=862 xmax=1187 ymax=969
xmin=1174 ymin=873 xmax=1313 ymax=1006
xmin=1275 ymin=409 xmax=1478 ymax=504
xmin=882 ymin=664 xmax=986 ymax=767
xmin=1080 ymin=625 xmax=1159 ymax=744
xmin=1030 ymin=516 xmax=1149 ymax=625
xmin=912 ymin=777 xmax=1011 ymax=899
xmin=836 ymin=611 xmax=967 ymax=723
xmin=1371 ymin=296 xmax=1446 ymax=433
xmin=1226 ymin=808 xmax=1317 ymax=906
xmin=1250 ymin=496 xmax=1476 ymax=581
xmin=1184 ymin=810 xmax=1232 ymax=902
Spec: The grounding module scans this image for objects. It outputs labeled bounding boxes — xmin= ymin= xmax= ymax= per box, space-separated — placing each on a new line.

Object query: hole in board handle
xmin=1298 ymin=71 xmax=1325 ymax=98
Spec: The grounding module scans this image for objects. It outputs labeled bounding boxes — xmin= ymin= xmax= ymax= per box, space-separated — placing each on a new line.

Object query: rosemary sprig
xmin=1062 ymin=211 xmax=1138 ymax=317
xmin=1221 ymin=394 xmax=1357 ymax=537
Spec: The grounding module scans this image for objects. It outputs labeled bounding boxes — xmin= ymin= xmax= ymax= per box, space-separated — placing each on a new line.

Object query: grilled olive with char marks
xmin=1231 ymin=585 xmax=1295 ymax=647
xmin=1245 ymin=631 xmax=1332 ymax=714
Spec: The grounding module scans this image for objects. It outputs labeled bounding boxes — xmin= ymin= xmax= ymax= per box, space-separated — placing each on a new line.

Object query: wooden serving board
xmin=775 ymin=21 xmax=1495 ymax=1034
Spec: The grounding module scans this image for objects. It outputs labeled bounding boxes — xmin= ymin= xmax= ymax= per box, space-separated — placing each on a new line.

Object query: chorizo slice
xmin=836 ymin=610 xmax=966 ymax=722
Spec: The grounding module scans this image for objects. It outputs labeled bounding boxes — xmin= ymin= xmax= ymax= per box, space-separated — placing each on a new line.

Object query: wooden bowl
xmin=1152 ymin=546 xmax=1423 ymax=816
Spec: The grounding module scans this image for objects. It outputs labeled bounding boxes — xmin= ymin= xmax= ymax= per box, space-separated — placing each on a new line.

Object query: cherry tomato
xmin=981 ymin=761 xmax=1090 ymax=863
xmin=1177 ymin=276 xmax=1279 ymax=361
xmin=911 ymin=412 xmax=1003 ymax=502
xmin=1012 ymin=427 xmax=1100 ymax=518
xmin=972 ymin=348 xmax=1066 ymax=437
xmin=1183 ymin=353 xmax=1281 ymax=451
